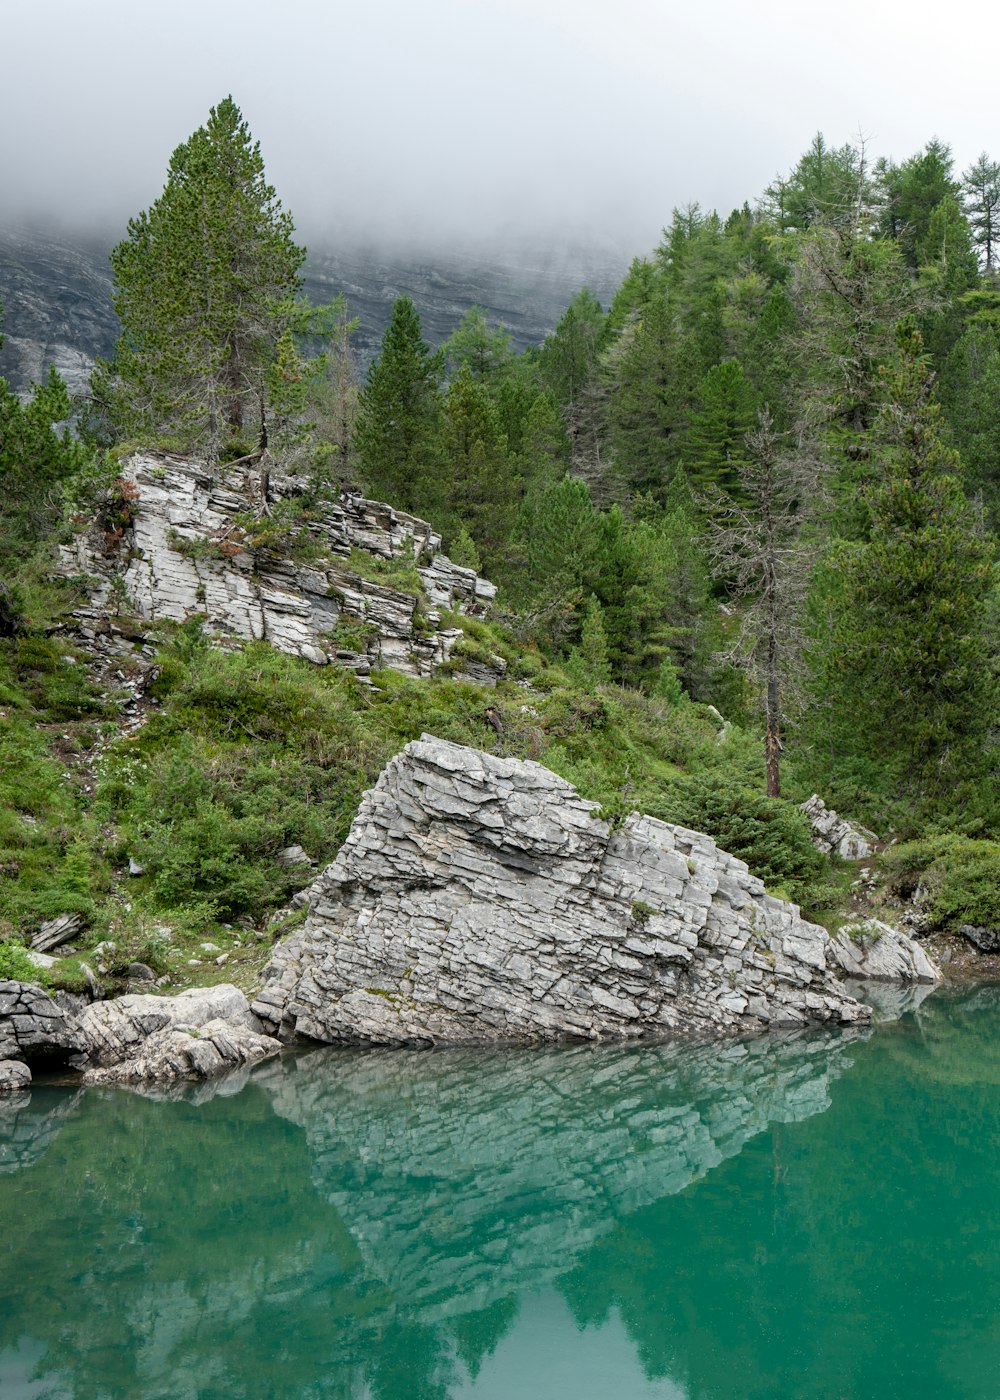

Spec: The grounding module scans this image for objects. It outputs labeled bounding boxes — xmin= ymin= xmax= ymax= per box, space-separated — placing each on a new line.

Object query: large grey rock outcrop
xmin=77 ymin=984 xmax=280 ymax=1084
xmin=829 ymin=919 xmax=941 ymax=983
xmin=255 ymin=738 xmax=873 ymax=1045
xmin=0 ymin=981 xmax=88 ymax=1078
xmin=60 ymin=453 xmax=501 ymax=683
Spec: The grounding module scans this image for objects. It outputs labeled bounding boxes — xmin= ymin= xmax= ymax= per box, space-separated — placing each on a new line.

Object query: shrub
xmin=0 ymin=940 xmax=49 ymax=985
xmin=882 ymin=836 xmax=1000 ymax=930
xmin=648 ymin=775 xmax=826 ymax=897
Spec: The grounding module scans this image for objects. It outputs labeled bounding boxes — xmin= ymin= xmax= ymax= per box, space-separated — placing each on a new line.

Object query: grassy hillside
xmin=0 ymin=569 xmax=843 ymax=996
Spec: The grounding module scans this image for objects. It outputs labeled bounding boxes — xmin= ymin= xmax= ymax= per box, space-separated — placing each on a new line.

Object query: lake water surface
xmin=2 ymin=984 xmax=999 ymax=1399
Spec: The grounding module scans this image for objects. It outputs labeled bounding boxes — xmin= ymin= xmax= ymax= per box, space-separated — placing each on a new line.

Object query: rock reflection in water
xmin=0 ymin=1027 xmax=865 ymax=1400
xmin=261 ymin=1030 xmax=865 ymax=1320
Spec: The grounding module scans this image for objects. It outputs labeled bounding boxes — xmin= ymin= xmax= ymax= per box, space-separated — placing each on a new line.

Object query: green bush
xmin=647 ymin=775 xmax=826 ymax=897
xmin=882 ymin=836 xmax=1000 ymax=930
xmin=0 ymin=941 xmax=49 ymax=985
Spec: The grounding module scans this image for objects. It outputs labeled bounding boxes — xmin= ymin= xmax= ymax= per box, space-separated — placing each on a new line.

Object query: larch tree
xmin=704 ymin=408 xmax=818 ymax=797
xmin=813 ymin=326 xmax=996 ymax=803
xmin=962 ymin=152 xmax=1000 ymax=272
xmin=93 ymin=97 xmax=319 ymax=467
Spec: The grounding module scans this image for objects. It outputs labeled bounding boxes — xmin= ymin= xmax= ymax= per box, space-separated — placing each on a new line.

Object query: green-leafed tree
xmin=808 ymin=326 xmax=996 ymax=808
xmin=440 ymin=366 xmax=519 ymax=570
xmin=538 ymin=289 xmax=607 ymax=478
xmin=793 ymin=218 xmax=916 ymax=533
xmin=881 ymin=138 xmax=959 ymax=269
xmin=92 ymin=96 xmax=321 ymax=464
xmin=574 ymin=594 xmax=613 ymax=684
xmin=604 ymin=256 xmax=660 ymax=337
xmin=764 ymin=133 xmax=869 ymax=232
xmin=916 ymin=195 xmax=980 ymax=363
xmin=939 ymin=323 xmax=1000 ymax=519
xmin=442 ymin=307 xmax=514 ymax=385
xmin=685 ymin=359 xmax=759 ymax=498
xmin=507 ymin=474 xmax=599 ymax=641
xmin=354 ymin=296 xmax=443 ymax=516
xmin=516 ymin=391 xmax=567 ymax=489
xmin=606 ymin=291 xmax=690 ymax=498
xmin=962 ymin=152 xmax=1000 ymax=272
xmin=593 ymin=506 xmax=675 ymax=688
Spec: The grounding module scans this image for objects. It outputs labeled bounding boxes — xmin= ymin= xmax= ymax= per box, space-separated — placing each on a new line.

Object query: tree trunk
xmin=765 ymin=562 xmax=781 ymax=799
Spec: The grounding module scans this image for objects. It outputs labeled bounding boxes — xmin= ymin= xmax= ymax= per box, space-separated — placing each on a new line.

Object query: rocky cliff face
xmin=60 ymin=453 xmax=501 ymax=683
xmin=0 ymin=223 xmax=627 ymax=393
xmin=255 ymin=737 xmax=878 ymax=1044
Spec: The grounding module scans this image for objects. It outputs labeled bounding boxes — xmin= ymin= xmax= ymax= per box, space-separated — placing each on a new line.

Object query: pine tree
xmin=882 ymin=138 xmax=960 ymax=269
xmin=516 ymin=391 xmax=566 ymax=489
xmin=593 ymin=507 xmax=675 ymax=688
xmin=962 ymin=152 xmax=1000 ymax=271
xmin=685 ymin=359 xmax=759 ymax=499
xmin=92 ymin=97 xmax=315 ymax=463
xmin=507 ymin=474 xmax=599 ymax=642
xmin=354 ymin=296 xmax=442 ymax=516
xmin=439 ymin=366 xmax=518 ymax=569
xmin=606 ymin=290 xmax=690 ymax=498
xmin=539 ymin=289 xmax=607 ymax=478
xmin=576 ymin=594 xmax=613 ymax=683
xmin=812 ymin=326 xmax=996 ymax=803
xmin=442 ymin=307 xmax=514 ymax=384
xmin=939 ymin=323 xmax=1000 ymax=517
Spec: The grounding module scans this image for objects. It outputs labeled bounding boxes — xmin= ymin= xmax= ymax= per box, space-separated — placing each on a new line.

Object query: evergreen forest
xmin=2 ymin=103 xmax=999 ymax=988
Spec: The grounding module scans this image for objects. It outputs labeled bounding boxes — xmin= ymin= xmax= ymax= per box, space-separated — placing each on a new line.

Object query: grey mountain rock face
xmin=0 ymin=226 xmax=117 ymax=394
xmin=60 ymin=453 xmax=500 ymax=682
xmin=0 ymin=224 xmax=627 ymax=393
xmin=255 ymin=737 xmax=879 ymax=1045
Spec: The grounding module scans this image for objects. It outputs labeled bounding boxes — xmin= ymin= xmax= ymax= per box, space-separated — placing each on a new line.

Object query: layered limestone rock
xmin=77 ymin=985 xmax=280 ymax=1084
xmin=60 ymin=453 xmax=501 ymax=683
xmin=255 ymin=737 xmax=875 ymax=1044
xmin=801 ymin=794 xmax=878 ymax=860
xmin=828 ymin=919 xmax=941 ymax=983
xmin=0 ymin=982 xmax=88 ymax=1081
xmin=0 ymin=981 xmax=278 ymax=1087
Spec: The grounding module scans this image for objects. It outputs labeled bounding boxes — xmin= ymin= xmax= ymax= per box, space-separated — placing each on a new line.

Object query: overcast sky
xmin=3 ymin=0 xmax=996 ymax=260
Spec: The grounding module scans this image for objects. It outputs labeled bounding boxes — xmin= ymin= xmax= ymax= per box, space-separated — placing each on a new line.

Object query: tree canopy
xmin=92 ymin=96 xmax=322 ymax=463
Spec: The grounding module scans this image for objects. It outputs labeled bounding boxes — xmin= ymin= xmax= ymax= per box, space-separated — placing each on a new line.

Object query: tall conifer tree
xmin=354 ymin=296 xmax=442 ymax=515
xmin=93 ymin=97 xmax=313 ymax=462
xmin=810 ymin=327 xmax=996 ymax=802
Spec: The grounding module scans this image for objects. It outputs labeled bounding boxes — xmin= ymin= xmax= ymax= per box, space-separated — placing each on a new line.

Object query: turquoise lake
xmin=2 ymin=983 xmax=999 ymax=1399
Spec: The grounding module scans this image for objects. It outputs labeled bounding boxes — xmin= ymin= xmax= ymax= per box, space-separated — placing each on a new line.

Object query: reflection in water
xmin=1 ymin=988 xmax=998 ymax=1399
xmin=0 ymin=1026 xmax=862 ymax=1400
xmin=262 ymin=1031 xmax=864 ymax=1322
